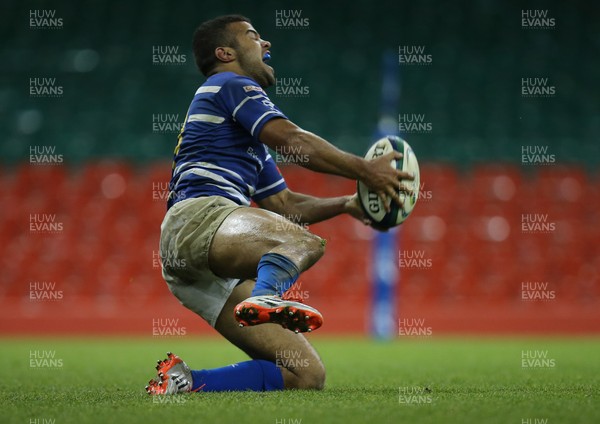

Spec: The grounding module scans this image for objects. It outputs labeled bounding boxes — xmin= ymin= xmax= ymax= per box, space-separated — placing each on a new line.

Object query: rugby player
xmin=146 ymin=15 xmax=413 ymax=395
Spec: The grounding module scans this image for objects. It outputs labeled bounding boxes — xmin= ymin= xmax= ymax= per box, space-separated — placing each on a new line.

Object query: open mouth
xmin=262 ymin=52 xmax=271 ymax=62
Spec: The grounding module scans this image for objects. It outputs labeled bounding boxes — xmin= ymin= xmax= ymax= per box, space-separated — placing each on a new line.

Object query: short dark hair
xmin=192 ymin=15 xmax=251 ymax=76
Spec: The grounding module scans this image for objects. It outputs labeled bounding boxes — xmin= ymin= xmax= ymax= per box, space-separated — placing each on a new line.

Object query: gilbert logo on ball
xmin=357 ymin=136 xmax=420 ymax=228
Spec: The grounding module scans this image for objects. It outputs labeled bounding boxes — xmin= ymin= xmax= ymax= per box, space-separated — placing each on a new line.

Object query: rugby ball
xmin=357 ymin=136 xmax=420 ymax=228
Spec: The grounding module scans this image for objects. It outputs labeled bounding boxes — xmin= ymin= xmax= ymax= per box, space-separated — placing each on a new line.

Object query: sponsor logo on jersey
xmin=243 ymin=85 xmax=264 ymax=93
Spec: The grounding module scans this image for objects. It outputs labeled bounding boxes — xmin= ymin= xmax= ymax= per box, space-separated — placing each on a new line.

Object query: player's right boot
xmin=145 ymin=352 xmax=193 ymax=395
xmin=234 ymin=295 xmax=323 ymax=333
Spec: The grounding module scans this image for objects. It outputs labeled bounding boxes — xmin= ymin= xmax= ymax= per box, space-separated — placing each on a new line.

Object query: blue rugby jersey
xmin=167 ymin=72 xmax=288 ymax=209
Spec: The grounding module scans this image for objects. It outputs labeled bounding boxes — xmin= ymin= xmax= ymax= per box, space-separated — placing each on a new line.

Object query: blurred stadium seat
xmin=1 ymin=162 xmax=598 ymax=334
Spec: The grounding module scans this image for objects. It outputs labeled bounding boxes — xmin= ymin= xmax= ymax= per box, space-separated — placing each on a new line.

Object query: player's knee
xmin=298 ymin=231 xmax=325 ymax=262
xmin=301 ymin=361 xmax=326 ymax=390
xmin=305 ymin=365 xmax=326 ymax=390
xmin=286 ymin=360 xmax=326 ymax=390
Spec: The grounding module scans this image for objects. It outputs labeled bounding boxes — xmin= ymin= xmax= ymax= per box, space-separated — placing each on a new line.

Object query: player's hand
xmin=343 ymin=194 xmax=390 ymax=232
xmin=343 ymin=194 xmax=369 ymax=224
xmin=360 ymin=151 xmax=414 ymax=212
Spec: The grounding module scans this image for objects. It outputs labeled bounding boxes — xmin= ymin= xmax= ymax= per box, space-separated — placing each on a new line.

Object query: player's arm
xmin=257 ymin=188 xmax=366 ymax=226
xmin=259 ymin=118 xmax=412 ymax=207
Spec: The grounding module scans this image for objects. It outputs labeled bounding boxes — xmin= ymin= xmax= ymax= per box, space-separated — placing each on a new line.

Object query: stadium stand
xmin=0 ymin=163 xmax=598 ymax=334
xmin=1 ymin=0 xmax=598 ymax=335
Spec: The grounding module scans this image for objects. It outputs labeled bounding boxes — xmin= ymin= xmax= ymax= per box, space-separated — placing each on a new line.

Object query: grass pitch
xmin=1 ymin=337 xmax=598 ymax=424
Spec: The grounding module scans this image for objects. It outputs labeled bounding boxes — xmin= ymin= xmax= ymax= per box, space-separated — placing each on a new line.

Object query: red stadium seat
xmin=1 ymin=162 xmax=599 ymax=335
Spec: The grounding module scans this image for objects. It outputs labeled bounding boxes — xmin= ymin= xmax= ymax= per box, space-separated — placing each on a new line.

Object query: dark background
xmin=1 ymin=0 xmax=599 ymax=166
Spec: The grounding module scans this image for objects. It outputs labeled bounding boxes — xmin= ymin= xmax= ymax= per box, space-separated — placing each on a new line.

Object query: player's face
xmin=232 ymin=22 xmax=275 ymax=88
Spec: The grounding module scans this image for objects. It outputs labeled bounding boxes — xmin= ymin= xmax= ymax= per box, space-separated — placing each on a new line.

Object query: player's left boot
xmin=145 ymin=352 xmax=192 ymax=395
xmin=234 ymin=295 xmax=323 ymax=333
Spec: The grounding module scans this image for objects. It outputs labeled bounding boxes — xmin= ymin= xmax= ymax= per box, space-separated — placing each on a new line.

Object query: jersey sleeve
xmin=217 ymin=76 xmax=287 ymax=140
xmin=251 ymin=153 xmax=287 ymax=201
